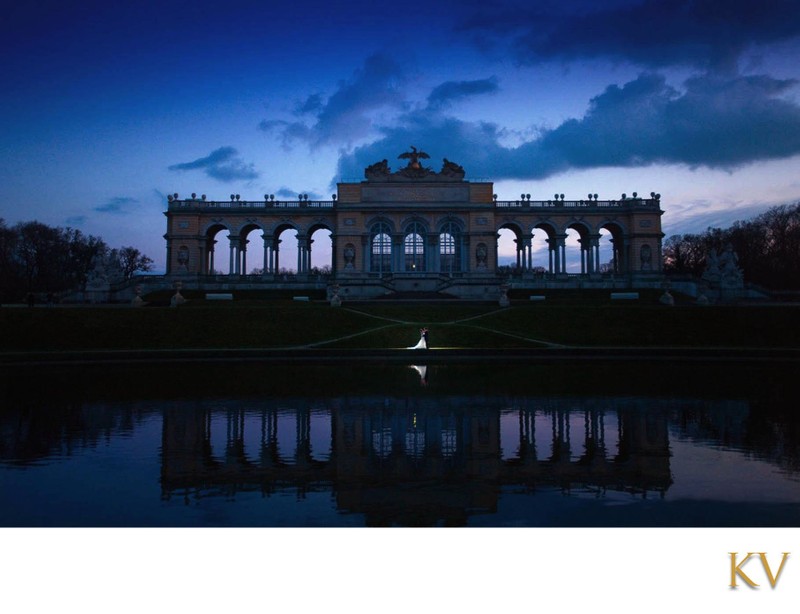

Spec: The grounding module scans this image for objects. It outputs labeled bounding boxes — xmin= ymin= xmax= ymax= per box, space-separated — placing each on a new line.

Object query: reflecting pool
xmin=1 ymin=360 xmax=799 ymax=526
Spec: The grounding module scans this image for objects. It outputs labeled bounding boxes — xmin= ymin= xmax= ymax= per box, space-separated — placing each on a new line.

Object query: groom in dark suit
xmin=422 ymin=327 xmax=429 ymax=349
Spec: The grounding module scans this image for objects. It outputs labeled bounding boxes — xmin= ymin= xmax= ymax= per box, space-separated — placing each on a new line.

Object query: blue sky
xmin=2 ymin=0 xmax=799 ymax=272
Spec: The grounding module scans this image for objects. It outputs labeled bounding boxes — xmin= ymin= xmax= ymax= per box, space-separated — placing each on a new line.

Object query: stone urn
xmin=329 ymin=284 xmax=342 ymax=307
xmin=170 ymin=281 xmax=186 ymax=307
xmin=131 ymin=284 xmax=145 ymax=307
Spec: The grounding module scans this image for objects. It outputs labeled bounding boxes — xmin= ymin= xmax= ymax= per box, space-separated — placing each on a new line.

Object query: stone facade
xmin=163 ymin=150 xmax=664 ymax=298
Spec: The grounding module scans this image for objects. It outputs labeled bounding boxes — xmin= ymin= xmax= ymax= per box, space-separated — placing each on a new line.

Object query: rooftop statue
xmin=440 ymin=158 xmax=465 ymax=179
xmin=397 ymin=146 xmax=435 ymax=179
xmin=399 ymin=145 xmax=430 ymax=169
xmin=364 ymin=159 xmax=390 ymax=180
xmin=364 ymin=147 xmax=465 ymax=182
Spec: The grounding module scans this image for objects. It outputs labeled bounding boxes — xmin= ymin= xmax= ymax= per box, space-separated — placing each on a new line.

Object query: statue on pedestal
xmin=499 ymin=283 xmax=510 ymax=307
xmin=719 ymin=244 xmax=743 ymax=289
xmin=343 ymin=244 xmax=356 ymax=270
xmin=476 ymin=243 xmax=488 ymax=270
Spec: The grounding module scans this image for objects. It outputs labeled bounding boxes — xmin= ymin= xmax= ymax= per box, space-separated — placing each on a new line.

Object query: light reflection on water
xmin=1 ymin=361 xmax=798 ymax=527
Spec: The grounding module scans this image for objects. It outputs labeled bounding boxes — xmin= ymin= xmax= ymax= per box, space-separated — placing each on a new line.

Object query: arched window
xmin=370 ymin=222 xmax=392 ymax=273
xmin=439 ymin=222 xmax=461 ymax=273
xmin=404 ymin=222 xmax=425 ymax=272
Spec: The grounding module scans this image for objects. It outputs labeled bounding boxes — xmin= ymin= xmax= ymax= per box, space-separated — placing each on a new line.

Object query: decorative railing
xmin=495 ymin=198 xmax=660 ymax=210
xmin=167 ymin=197 xmax=660 ymax=211
xmin=168 ymin=199 xmax=336 ymax=211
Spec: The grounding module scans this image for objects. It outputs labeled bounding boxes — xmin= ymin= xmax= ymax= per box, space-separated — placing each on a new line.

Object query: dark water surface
xmin=1 ymin=360 xmax=799 ymax=527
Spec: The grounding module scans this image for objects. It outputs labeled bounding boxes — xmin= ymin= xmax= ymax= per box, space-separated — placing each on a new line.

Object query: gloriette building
xmin=163 ymin=147 xmax=664 ymax=299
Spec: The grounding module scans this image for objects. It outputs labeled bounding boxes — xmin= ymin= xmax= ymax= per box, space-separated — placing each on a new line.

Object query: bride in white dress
xmin=408 ymin=327 xmax=428 ymax=349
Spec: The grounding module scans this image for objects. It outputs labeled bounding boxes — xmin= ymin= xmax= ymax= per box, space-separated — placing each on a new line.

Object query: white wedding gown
xmin=408 ymin=335 xmax=427 ymax=350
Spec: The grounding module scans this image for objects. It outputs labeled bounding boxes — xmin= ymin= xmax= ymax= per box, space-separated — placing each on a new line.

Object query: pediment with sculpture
xmin=365 ymin=146 xmax=465 ymax=182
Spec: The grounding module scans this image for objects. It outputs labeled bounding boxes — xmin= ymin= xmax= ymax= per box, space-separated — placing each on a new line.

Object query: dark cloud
xmin=336 ymin=71 xmax=800 ymax=183
xmin=65 ymin=215 xmax=87 ymax=225
xmin=426 ymin=77 xmax=499 ymax=110
xmin=460 ymin=0 xmax=800 ymax=70
xmin=335 ymin=115 xmax=516 ymax=182
xmin=259 ymin=53 xmax=406 ymax=148
xmin=168 ymin=146 xmax=259 ymax=182
xmin=532 ymin=72 xmax=800 ymax=170
xmin=93 ymin=196 xmax=138 ymax=214
xmin=272 ymin=187 xmax=322 ymax=200
xmin=275 ymin=188 xmax=297 ymax=199
xmin=258 ymin=120 xmax=313 ymax=150
xmin=294 ymin=93 xmax=325 ymax=116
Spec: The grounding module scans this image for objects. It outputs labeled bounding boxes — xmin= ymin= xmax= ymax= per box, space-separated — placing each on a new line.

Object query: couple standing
xmin=409 ymin=327 xmax=429 ymax=350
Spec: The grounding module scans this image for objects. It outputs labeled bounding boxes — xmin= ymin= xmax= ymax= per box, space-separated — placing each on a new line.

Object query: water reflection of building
xmin=159 ymin=397 xmax=674 ymax=525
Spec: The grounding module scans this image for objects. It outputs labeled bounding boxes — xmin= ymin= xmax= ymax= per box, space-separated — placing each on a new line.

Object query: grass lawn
xmin=1 ymin=298 xmax=798 ymax=351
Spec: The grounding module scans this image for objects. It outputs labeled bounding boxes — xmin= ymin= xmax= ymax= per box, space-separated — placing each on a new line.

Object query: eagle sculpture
xmin=398 ymin=146 xmax=430 ymax=169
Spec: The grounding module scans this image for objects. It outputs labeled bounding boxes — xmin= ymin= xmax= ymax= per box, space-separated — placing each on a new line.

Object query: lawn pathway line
xmin=447 ymin=308 xmax=508 ymax=325
xmin=340 ymin=308 xmax=412 ymax=324
xmin=341 ymin=306 xmax=507 ymax=326
xmin=459 ymin=324 xmax=569 ymax=348
xmin=297 ymin=323 xmax=402 ymax=349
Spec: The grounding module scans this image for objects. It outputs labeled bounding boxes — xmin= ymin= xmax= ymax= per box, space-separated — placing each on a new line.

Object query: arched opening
xmin=240 ymin=224 xmax=264 ymax=275
xmin=599 ymin=223 xmax=626 ymax=274
xmin=598 ymin=228 xmax=614 ymax=273
xmin=205 ymin=225 xmax=230 ymax=275
xmin=404 ymin=221 xmax=425 ymax=272
xmin=275 ymin=226 xmax=298 ymax=275
xmin=564 ymin=226 xmax=586 ymax=274
xmin=497 ymin=225 xmax=521 ymax=271
xmin=309 ymin=225 xmax=333 ymax=275
xmin=370 ymin=222 xmax=392 ymax=274
xmin=530 ymin=225 xmax=554 ymax=274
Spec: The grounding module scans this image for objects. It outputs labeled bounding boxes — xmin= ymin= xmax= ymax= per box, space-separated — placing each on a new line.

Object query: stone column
xmin=550 ymin=235 xmax=567 ymax=274
xmin=393 ymin=234 xmax=404 ymax=272
xmin=580 ymin=241 xmax=587 ymax=274
xmin=427 ymin=233 xmax=438 ymax=272
xmin=609 ymin=238 xmax=618 ymax=273
xmin=296 ymin=236 xmax=305 ymax=273
xmin=592 ymin=235 xmax=601 ymax=273
xmin=262 ymin=235 xmax=272 ymax=274
xmin=361 ymin=235 xmax=369 ymax=273
xmin=527 ymin=238 xmax=533 ymax=270
xmin=228 ymin=238 xmax=238 ymax=275
xmin=165 ymin=240 xmax=173 ymax=275
xmin=208 ymin=240 xmax=216 ymax=275
xmin=620 ymin=236 xmax=630 ymax=274
xmin=522 ymin=236 xmax=532 ymax=271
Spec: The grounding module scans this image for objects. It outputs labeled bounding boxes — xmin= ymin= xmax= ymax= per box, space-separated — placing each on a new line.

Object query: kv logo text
xmin=729 ymin=552 xmax=790 ymax=588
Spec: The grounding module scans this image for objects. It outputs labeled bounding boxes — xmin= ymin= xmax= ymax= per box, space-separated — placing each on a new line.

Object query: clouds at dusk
xmin=528 ymin=71 xmax=800 ymax=171
xmin=2 ymin=0 xmax=800 ymax=271
xmin=93 ymin=197 xmax=139 ymax=215
xmin=336 ymin=70 xmax=800 ymax=184
xmin=460 ymin=0 xmax=800 ymax=71
xmin=168 ymin=147 xmax=259 ymax=182
xmin=426 ymin=77 xmax=500 ymax=110
xmin=259 ymin=53 xmax=406 ymax=149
